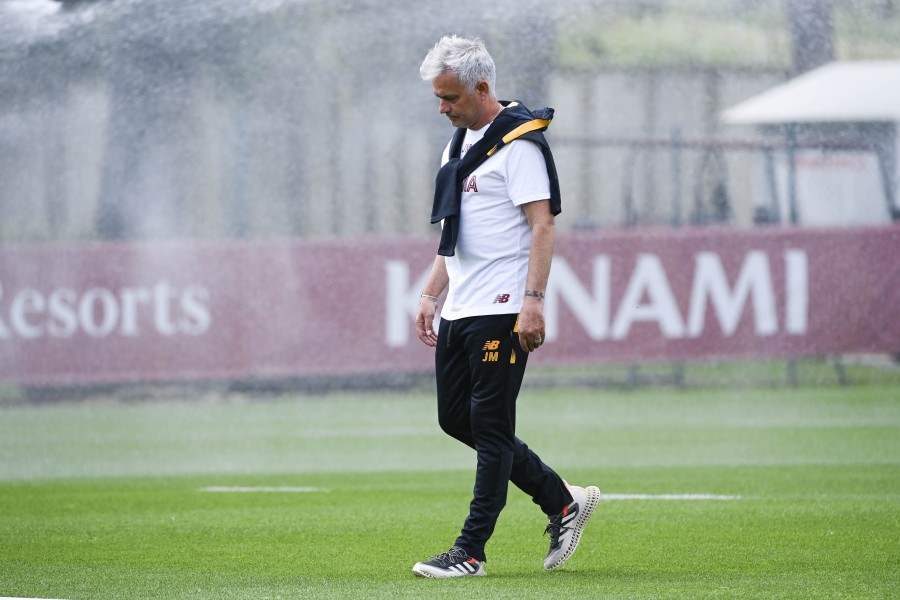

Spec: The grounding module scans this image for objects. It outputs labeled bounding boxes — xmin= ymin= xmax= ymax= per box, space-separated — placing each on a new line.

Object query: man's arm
xmin=415 ymin=255 xmax=449 ymax=347
xmin=519 ymin=199 xmax=555 ymax=352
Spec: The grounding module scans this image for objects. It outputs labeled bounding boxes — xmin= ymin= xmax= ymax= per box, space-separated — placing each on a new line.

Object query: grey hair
xmin=419 ymin=35 xmax=497 ymax=97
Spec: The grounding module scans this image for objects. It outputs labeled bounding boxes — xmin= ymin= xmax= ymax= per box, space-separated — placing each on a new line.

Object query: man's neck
xmin=468 ymin=100 xmax=505 ymax=130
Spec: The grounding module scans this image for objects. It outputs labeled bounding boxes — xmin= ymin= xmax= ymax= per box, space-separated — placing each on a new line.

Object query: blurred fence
xmin=4 ymin=63 xmax=897 ymax=241
xmin=553 ymin=132 xmax=899 ymax=229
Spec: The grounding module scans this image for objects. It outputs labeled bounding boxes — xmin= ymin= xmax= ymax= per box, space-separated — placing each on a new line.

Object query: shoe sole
xmin=412 ymin=562 xmax=486 ymax=578
xmin=545 ymin=485 xmax=601 ymax=570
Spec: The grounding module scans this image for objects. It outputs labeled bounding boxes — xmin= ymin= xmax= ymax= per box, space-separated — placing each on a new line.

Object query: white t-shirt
xmin=439 ymin=121 xmax=551 ymax=320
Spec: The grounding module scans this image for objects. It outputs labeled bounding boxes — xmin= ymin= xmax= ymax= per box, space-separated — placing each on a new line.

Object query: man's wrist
xmin=524 ymin=289 xmax=545 ymax=300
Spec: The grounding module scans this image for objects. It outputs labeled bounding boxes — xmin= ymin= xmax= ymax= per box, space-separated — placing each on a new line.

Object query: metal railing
xmin=555 ymin=130 xmax=899 ymax=228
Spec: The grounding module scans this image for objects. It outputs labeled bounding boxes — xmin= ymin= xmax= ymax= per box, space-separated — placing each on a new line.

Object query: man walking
xmin=412 ymin=35 xmax=600 ymax=578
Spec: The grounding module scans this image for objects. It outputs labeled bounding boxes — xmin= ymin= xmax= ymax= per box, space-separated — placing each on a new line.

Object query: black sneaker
xmin=544 ymin=484 xmax=601 ymax=570
xmin=412 ymin=546 xmax=486 ymax=578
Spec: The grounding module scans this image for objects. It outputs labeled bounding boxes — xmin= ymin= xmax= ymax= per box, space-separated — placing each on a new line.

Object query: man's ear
xmin=476 ymin=80 xmax=491 ymax=98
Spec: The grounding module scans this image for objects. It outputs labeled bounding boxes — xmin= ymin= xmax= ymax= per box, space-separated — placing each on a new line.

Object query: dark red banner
xmin=0 ymin=227 xmax=897 ymax=385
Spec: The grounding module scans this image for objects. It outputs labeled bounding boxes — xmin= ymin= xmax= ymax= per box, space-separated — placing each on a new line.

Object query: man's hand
xmin=416 ymin=298 xmax=439 ymax=347
xmin=518 ymin=297 xmax=545 ymax=352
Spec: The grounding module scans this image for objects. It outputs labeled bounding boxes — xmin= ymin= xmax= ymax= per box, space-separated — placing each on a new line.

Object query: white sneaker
xmin=543 ymin=484 xmax=601 ymax=570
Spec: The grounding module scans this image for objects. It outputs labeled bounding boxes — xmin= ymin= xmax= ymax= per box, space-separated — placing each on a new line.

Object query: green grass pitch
xmin=1 ymin=379 xmax=898 ymax=599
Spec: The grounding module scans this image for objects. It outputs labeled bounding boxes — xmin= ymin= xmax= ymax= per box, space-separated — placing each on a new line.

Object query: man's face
xmin=431 ymin=70 xmax=490 ymax=130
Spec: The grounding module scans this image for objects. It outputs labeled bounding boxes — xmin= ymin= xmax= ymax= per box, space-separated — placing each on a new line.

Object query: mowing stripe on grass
xmin=197 ymin=486 xmax=326 ymax=493
xmin=196 ymin=488 xmax=737 ymax=498
xmin=602 ymin=493 xmax=741 ymax=501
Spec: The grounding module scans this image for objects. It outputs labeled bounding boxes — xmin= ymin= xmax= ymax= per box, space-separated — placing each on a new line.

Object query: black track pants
xmin=435 ymin=313 xmax=571 ymax=562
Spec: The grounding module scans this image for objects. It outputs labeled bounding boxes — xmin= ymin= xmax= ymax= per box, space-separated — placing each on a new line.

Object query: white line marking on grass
xmin=198 ymin=486 xmax=326 ymax=493
xmin=602 ymin=494 xmax=741 ymax=501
